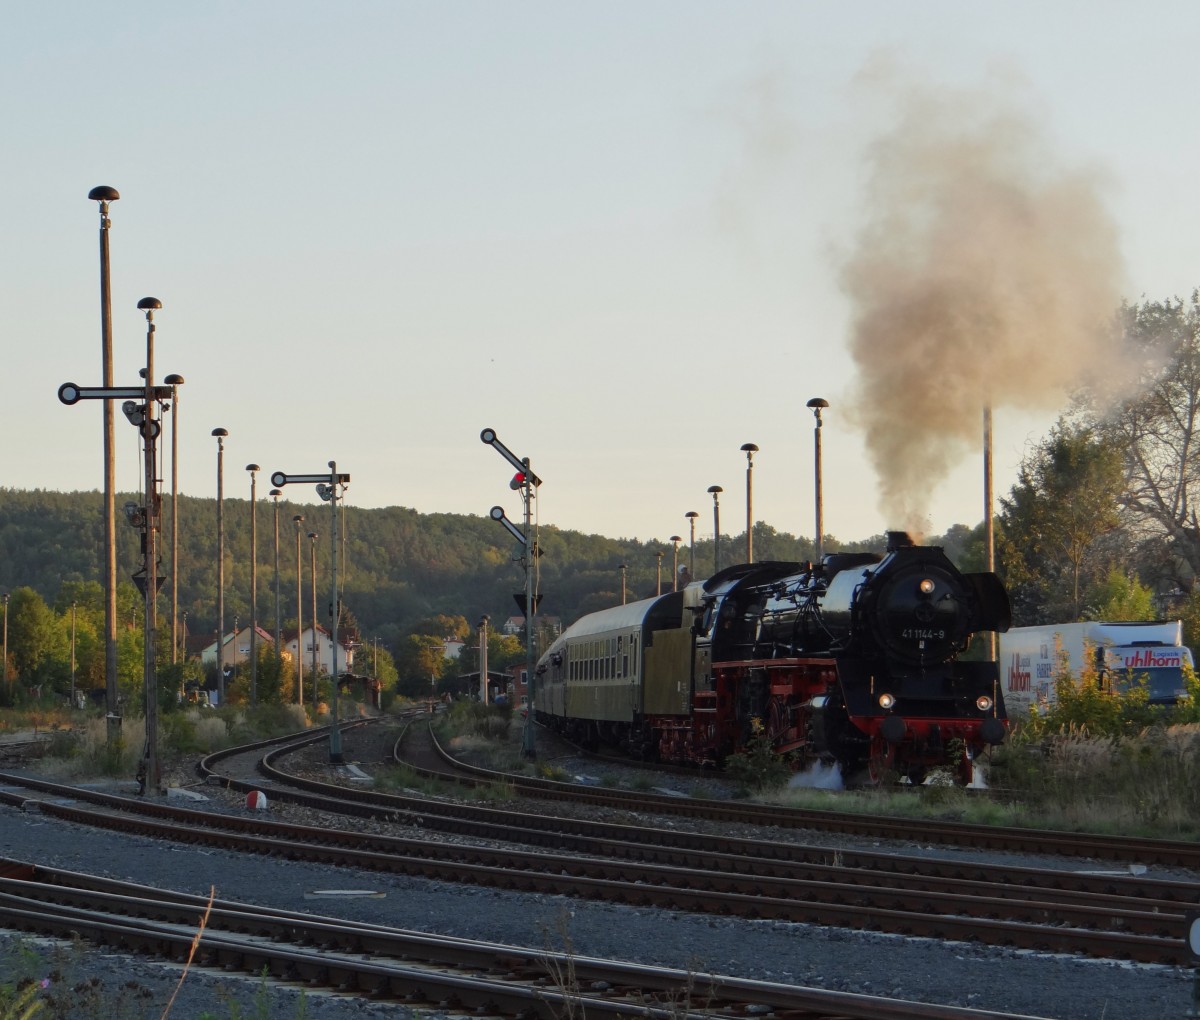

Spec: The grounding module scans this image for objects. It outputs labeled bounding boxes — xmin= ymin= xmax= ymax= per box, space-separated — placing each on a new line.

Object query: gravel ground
xmin=0 ymin=736 xmax=1196 ymax=1020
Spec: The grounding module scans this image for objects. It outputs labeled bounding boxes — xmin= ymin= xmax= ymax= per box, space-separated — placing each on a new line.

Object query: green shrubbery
xmin=437 ymin=699 xmax=511 ymax=742
xmin=724 ymin=719 xmax=794 ymax=793
xmin=29 ymin=702 xmax=314 ymax=783
xmin=989 ymin=661 xmax=1200 ymax=836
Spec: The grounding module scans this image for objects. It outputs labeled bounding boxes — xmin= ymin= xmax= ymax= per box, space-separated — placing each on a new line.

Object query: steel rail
xmin=0 ymin=862 xmax=1049 ymax=1020
xmin=228 ymin=725 xmax=1200 ymax=910
xmin=34 ymin=792 xmax=1196 ymax=936
xmin=15 ymin=752 xmax=1199 ymax=925
xmin=1 ymin=780 xmax=1192 ymax=965
xmin=6 ymin=725 xmax=1197 ymax=964
xmin=411 ymin=722 xmax=1200 ymax=870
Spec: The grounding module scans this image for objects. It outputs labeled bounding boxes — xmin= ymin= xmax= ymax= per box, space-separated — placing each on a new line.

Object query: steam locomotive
xmin=535 ymin=532 xmax=1012 ymax=783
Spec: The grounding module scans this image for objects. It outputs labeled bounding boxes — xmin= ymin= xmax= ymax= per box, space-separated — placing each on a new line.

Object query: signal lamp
xmin=878 ymin=692 xmax=896 ymax=710
xmin=976 ymin=695 xmax=994 ymax=712
xmin=510 ymin=472 xmax=526 ymax=490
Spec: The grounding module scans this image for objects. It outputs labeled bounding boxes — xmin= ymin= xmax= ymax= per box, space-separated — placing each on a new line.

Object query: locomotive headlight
xmin=976 ymin=695 xmax=994 ymax=712
xmin=918 ymin=578 xmax=935 ymax=595
xmin=878 ymin=692 xmax=896 ymax=710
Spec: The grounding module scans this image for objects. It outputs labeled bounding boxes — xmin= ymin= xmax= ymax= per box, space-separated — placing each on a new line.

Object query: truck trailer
xmin=1000 ymin=620 xmax=1193 ymax=717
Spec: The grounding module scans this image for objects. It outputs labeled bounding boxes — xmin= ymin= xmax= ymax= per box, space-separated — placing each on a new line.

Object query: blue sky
xmin=5 ymin=2 xmax=1199 ymax=548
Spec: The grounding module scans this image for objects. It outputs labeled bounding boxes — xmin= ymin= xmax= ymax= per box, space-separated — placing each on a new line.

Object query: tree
xmin=6 ymin=587 xmax=62 ymax=683
xmin=369 ymin=646 xmax=399 ymax=691
xmin=935 ymin=522 xmax=990 ymax=572
xmin=1083 ymin=567 xmax=1156 ymax=621
xmin=999 ymin=422 xmax=1124 ymax=622
xmin=411 ymin=614 xmax=470 ymax=641
xmin=488 ymin=633 xmax=526 ymax=672
xmin=393 ymin=634 xmax=447 ymax=698
xmin=1080 ymin=292 xmax=1200 ymax=589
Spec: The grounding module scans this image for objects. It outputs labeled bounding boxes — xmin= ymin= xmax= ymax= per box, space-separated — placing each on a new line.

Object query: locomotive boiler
xmin=536 ymin=531 xmax=1011 ymax=783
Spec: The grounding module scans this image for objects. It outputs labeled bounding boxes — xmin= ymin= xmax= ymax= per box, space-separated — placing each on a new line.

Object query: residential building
xmin=282 ymin=624 xmax=355 ymax=675
xmin=200 ymin=624 xmax=276 ymax=669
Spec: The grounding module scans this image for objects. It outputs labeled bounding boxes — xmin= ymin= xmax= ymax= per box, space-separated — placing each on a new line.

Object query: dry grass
xmin=988 ymin=721 xmax=1200 ymax=837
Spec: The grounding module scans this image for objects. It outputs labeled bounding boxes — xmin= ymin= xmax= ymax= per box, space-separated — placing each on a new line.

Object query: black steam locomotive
xmin=536 ymin=532 xmax=1011 ymax=783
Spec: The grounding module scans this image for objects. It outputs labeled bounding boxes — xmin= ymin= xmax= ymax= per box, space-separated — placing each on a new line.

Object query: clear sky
xmin=5 ymin=2 xmax=1199 ymax=548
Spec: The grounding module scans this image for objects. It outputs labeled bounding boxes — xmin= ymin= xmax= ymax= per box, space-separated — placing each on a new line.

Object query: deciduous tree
xmin=393 ymin=634 xmax=447 ymax=698
xmin=6 ymin=587 xmax=62 ymax=682
xmin=1081 ymin=292 xmax=1200 ymax=589
xmin=999 ymin=423 xmax=1123 ymax=622
xmin=1084 ymin=568 xmax=1156 ymax=621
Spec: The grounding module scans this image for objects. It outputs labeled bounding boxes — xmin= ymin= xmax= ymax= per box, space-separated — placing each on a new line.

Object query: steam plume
xmin=839 ymin=74 xmax=1128 ymax=532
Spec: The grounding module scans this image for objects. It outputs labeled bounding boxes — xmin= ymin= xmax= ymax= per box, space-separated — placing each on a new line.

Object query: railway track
xmin=5 ymin=721 xmax=1188 ymax=966
xmin=393 ymin=718 xmax=1200 ymax=871
xmin=2 ymin=721 xmax=1196 ymax=1015
xmin=1 ymin=859 xmax=1046 ymax=1020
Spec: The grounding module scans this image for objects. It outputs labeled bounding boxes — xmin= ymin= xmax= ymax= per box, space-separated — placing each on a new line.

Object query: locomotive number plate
xmin=902 ymin=628 xmax=946 ymax=640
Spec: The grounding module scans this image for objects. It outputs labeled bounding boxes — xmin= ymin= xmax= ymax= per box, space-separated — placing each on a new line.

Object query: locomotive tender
xmin=535 ymin=532 xmax=1012 ymax=782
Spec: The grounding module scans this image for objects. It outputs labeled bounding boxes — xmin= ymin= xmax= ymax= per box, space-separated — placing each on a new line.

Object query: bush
xmin=439 ymin=700 xmax=511 ymax=741
xmin=989 ymin=721 xmax=1200 ymax=837
xmin=724 ymin=719 xmax=793 ymax=793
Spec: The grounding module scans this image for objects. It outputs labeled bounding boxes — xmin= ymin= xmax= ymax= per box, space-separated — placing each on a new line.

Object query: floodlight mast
xmin=481 ymin=428 xmax=540 ymax=760
xmin=89 ymin=186 xmax=120 ymax=752
xmin=270 ymin=465 xmax=350 ymax=764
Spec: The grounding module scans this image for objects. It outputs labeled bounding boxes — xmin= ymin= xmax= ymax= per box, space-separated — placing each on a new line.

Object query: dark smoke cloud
xmin=839 ymin=71 xmax=1129 ymax=533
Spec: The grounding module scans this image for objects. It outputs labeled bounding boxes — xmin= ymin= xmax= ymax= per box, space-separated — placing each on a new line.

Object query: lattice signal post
xmin=271 ymin=464 xmax=350 ymax=763
xmin=481 ymin=428 xmax=542 ymax=760
xmin=59 ymin=298 xmax=179 ymax=795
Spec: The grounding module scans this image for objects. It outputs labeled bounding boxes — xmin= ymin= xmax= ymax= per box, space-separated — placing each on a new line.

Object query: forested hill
xmin=0 ymin=487 xmax=937 ymax=646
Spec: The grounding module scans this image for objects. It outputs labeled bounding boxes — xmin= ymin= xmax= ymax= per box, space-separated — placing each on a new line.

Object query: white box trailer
xmin=1000 ymin=620 xmax=1193 ymax=717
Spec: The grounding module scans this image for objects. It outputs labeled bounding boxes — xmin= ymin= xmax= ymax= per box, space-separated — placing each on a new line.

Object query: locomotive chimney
xmin=886 ymin=531 xmax=916 ymax=551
